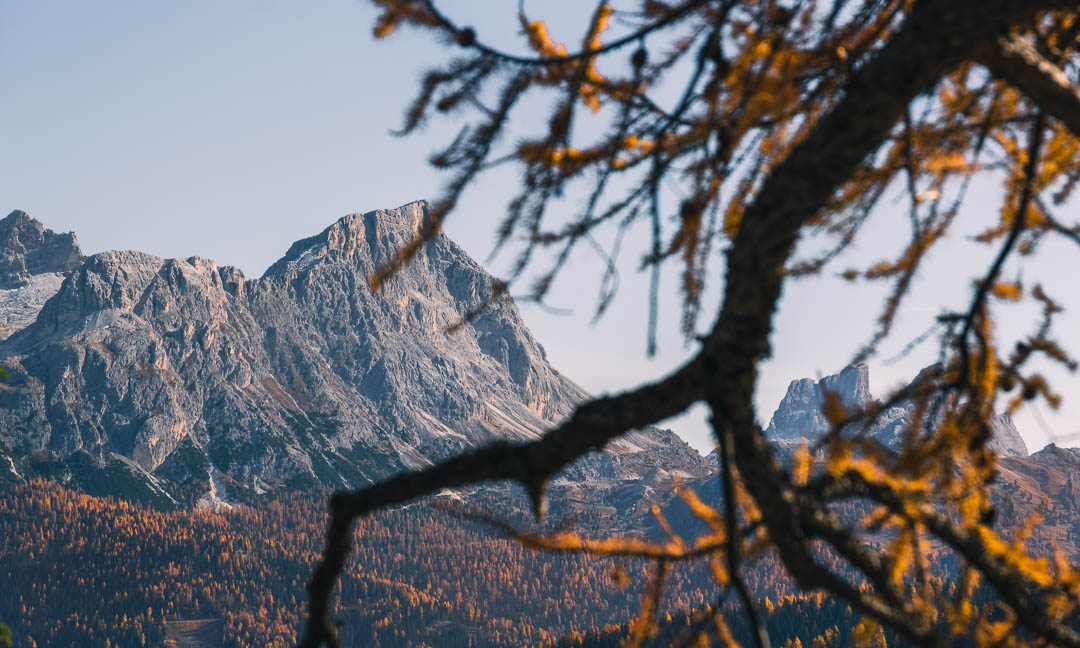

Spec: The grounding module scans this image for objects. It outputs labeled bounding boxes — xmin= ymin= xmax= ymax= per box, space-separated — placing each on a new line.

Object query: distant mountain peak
xmin=0 ymin=210 xmax=85 ymax=339
xmin=0 ymin=210 xmax=83 ymax=288
xmin=765 ymin=364 xmax=871 ymax=443
xmin=765 ymin=364 xmax=1028 ymax=457
xmin=821 ymin=363 xmax=871 ymax=408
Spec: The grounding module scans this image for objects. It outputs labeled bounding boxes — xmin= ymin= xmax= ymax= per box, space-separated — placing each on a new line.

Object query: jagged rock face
xmin=0 ymin=273 xmax=67 ymax=340
xmin=765 ymin=364 xmax=872 ymax=443
xmin=989 ymin=414 xmax=1029 ymax=457
xmin=0 ymin=211 xmax=83 ymax=288
xmin=0 ymin=212 xmax=83 ymax=338
xmin=0 ymin=202 xmax=710 ymax=505
xmin=764 ymin=364 xmax=1028 ymax=457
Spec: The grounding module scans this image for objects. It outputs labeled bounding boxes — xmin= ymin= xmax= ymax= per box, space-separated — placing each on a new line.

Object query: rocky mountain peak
xmin=765 ymin=364 xmax=1028 ymax=457
xmin=765 ymin=364 xmax=871 ymax=442
xmin=262 ymin=200 xmax=429 ymax=278
xmin=0 ymin=210 xmax=86 ymax=339
xmin=0 ymin=210 xmax=83 ymax=288
xmin=820 ymin=363 xmax=871 ymax=410
xmin=989 ymin=413 xmax=1029 ymax=457
xmin=0 ymin=202 xmax=711 ymax=507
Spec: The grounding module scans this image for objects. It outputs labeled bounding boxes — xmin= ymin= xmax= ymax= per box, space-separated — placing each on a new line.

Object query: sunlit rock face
xmin=764 ymin=364 xmax=1028 ymax=457
xmin=988 ymin=413 xmax=1028 ymax=457
xmin=0 ymin=202 xmax=711 ymax=506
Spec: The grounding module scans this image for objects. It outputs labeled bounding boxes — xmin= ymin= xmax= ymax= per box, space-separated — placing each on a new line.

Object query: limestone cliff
xmin=0 ymin=202 xmax=710 ymax=506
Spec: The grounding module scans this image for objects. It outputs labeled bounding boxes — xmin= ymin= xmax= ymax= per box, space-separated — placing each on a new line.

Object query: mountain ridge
xmin=0 ymin=204 xmax=1055 ymax=528
xmin=0 ymin=202 xmax=711 ymax=509
xmin=0 ymin=210 xmax=83 ymax=338
xmin=0 ymin=210 xmax=83 ymax=288
xmin=763 ymin=363 xmax=1028 ymax=457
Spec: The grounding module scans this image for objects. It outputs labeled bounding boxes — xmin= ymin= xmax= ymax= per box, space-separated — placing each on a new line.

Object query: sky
xmin=3 ymin=1 xmax=1079 ymax=453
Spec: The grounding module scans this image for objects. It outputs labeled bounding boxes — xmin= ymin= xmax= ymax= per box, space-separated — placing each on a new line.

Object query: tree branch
xmin=976 ymin=32 xmax=1080 ymax=137
xmin=301 ymin=1 xmax=1080 ymax=645
xmin=414 ymin=0 xmax=708 ymax=67
xmin=837 ymin=471 xmax=1080 ymax=647
xmin=716 ymin=418 xmax=771 ymax=648
xmin=696 ymin=0 xmax=1073 ymax=642
xmin=299 ymin=356 xmax=707 ymax=647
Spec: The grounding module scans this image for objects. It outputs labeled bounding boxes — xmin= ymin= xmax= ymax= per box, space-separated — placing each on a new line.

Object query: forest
xmin=0 ymin=479 xmax=932 ymax=648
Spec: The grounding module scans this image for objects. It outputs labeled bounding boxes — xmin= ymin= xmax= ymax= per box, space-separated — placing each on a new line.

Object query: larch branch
xmin=976 ymin=33 xmax=1080 ymax=138
xmin=301 ymin=1 xmax=1080 ymax=646
xmin=698 ymin=0 xmax=1075 ymax=643
xmin=299 ymin=355 xmax=707 ymax=647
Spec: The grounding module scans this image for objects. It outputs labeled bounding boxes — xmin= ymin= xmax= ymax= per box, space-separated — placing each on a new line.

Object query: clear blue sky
xmin=3 ymin=1 xmax=1078 ymax=453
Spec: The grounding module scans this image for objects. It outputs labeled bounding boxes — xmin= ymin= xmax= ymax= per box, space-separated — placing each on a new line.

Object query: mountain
xmin=0 ymin=202 xmax=710 ymax=508
xmin=763 ymin=363 xmax=1028 ymax=456
xmin=0 ymin=211 xmax=83 ymax=338
xmin=0 ymin=210 xmax=83 ymax=287
xmin=764 ymin=364 xmax=873 ymax=444
xmin=5 ymin=208 xmax=1080 ymax=648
